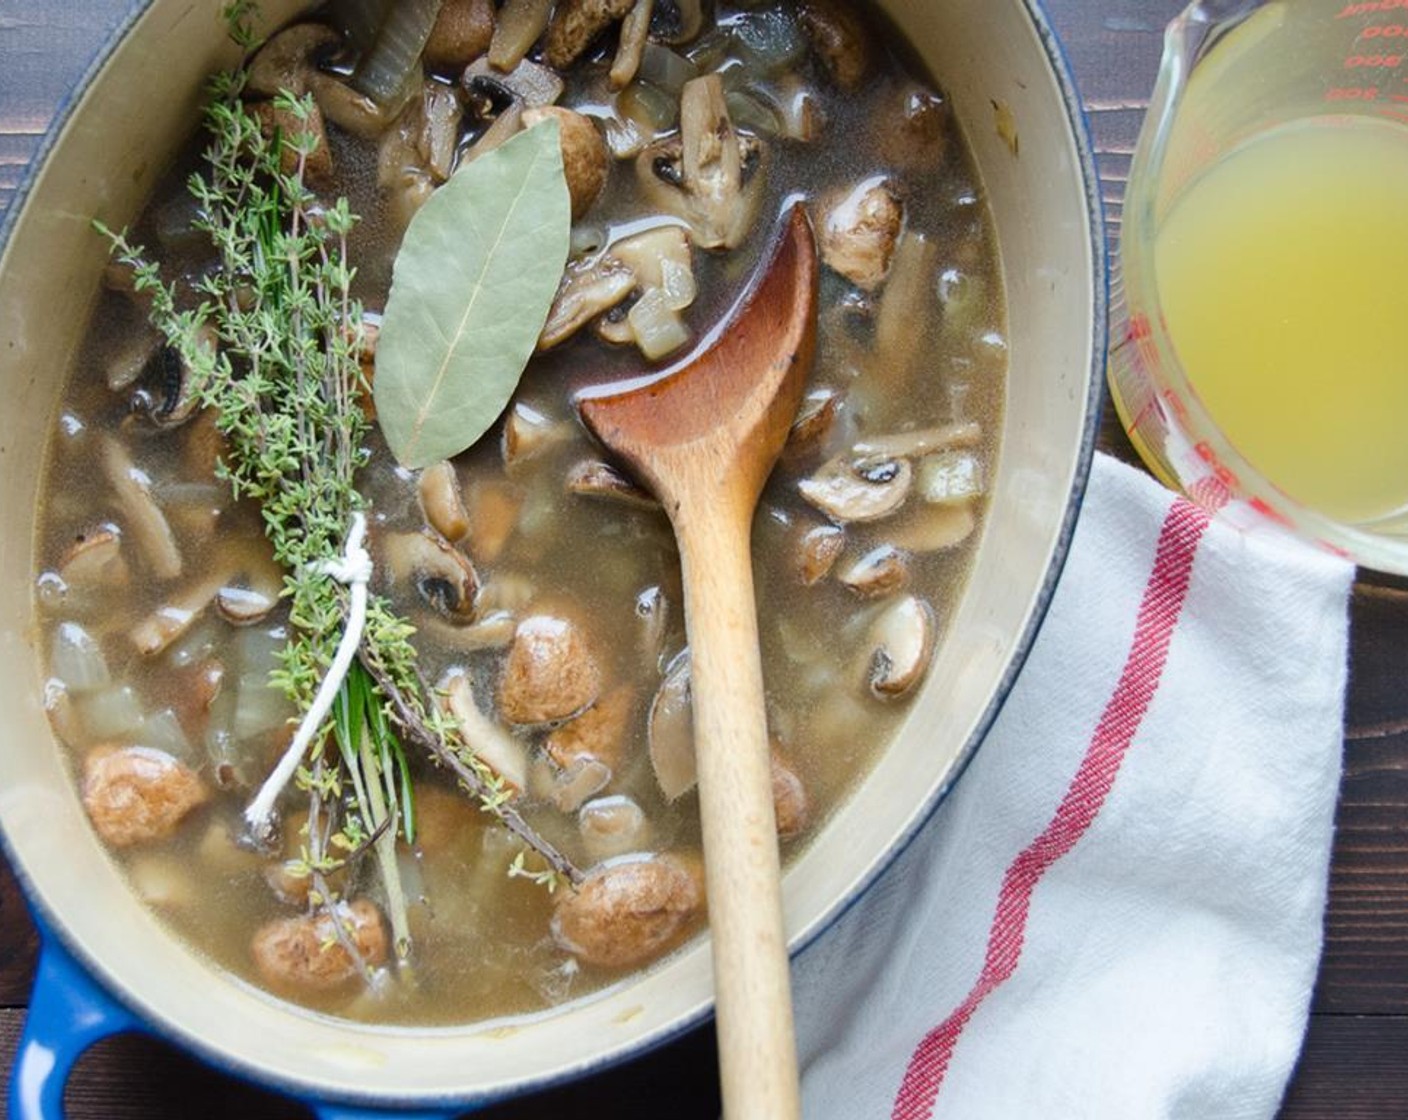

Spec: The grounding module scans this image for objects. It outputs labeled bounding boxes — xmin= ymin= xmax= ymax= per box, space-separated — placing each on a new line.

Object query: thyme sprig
xmin=95 ymin=4 xmax=580 ymax=974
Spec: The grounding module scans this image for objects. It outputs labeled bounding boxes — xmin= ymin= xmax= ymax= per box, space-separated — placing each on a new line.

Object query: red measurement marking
xmin=1327 ymin=86 xmax=1381 ymax=99
xmin=1392 ymin=93 xmax=1408 ymax=101
xmin=1249 ymin=496 xmax=1293 ymax=530
xmin=1339 ymin=1 xmax=1408 ymax=18
xmin=1358 ymin=22 xmax=1408 ymax=37
xmin=1379 ymin=108 xmax=1408 ymax=122
xmin=1344 ymin=53 xmax=1405 ymax=67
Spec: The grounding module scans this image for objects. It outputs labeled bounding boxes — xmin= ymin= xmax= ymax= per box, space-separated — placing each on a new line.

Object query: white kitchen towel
xmin=793 ymin=451 xmax=1355 ymax=1120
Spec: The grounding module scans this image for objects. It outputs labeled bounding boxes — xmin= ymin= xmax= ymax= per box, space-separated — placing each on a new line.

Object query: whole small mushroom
xmin=245 ymin=23 xmax=341 ymax=99
xmin=522 ymin=107 xmax=608 ymax=219
xmin=498 ymin=613 xmax=603 ymax=724
xmin=424 ymin=0 xmax=496 ymax=69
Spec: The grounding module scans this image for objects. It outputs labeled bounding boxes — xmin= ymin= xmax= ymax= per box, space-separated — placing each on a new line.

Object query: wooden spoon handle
xmin=676 ymin=501 xmax=800 ymax=1120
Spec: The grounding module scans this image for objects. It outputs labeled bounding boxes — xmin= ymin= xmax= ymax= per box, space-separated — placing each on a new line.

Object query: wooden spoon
xmin=578 ymin=206 xmax=817 ymax=1120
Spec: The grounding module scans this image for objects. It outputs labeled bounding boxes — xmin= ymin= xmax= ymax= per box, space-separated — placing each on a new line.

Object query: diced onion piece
xmin=648 ymin=652 xmax=695 ymax=800
xmin=917 ymin=449 xmax=985 ymax=504
xmin=618 ymin=81 xmax=678 ymax=134
xmin=140 ymin=708 xmax=193 ymax=759
xmin=724 ymin=89 xmax=781 ymax=136
xmin=729 ymin=8 xmax=807 ymax=74
xmin=660 ymin=256 xmax=697 ymax=311
xmin=77 ymin=685 xmax=146 ymax=740
xmin=628 ymin=288 xmax=690 ymax=360
xmin=51 ymin=622 xmax=111 ymax=693
xmin=350 ymin=0 xmax=443 ymax=108
xmin=637 ymin=42 xmax=698 ymax=96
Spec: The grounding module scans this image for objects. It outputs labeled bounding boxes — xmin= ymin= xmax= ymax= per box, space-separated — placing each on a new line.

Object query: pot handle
xmin=10 ymin=931 xmax=140 ymax=1120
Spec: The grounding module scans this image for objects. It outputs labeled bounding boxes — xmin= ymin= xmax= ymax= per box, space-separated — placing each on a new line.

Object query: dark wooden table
xmin=2 ymin=1 xmax=1406 ymax=1116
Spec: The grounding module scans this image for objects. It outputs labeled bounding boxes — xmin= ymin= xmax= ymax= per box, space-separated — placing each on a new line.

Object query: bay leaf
xmin=375 ymin=118 xmax=571 ymax=469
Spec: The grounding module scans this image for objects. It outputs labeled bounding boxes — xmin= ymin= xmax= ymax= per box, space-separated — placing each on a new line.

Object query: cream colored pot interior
xmin=0 ymin=0 xmax=1098 ymax=1105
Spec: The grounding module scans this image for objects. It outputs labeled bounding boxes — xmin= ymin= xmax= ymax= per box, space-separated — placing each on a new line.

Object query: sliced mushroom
xmin=547 ymin=686 xmax=634 ymax=771
xmin=852 ymin=422 xmax=982 ymax=460
xmin=82 ymin=743 xmax=210 ymax=847
xmin=477 ymin=573 xmax=536 ymax=614
xmin=183 ymin=408 xmax=227 ymax=480
xmin=875 ymin=230 xmax=940 ymax=377
xmin=797 ymin=0 xmax=874 ymax=90
xmin=785 ymin=388 xmax=841 ymax=458
xmin=635 ymin=585 xmax=670 ymax=669
xmin=610 ymin=0 xmax=654 ymax=88
xmin=529 ymin=752 xmax=613 ymax=813
xmin=566 ymin=459 xmax=660 ymax=510
xmin=522 ymin=106 xmax=608 ymax=219
xmin=636 ymin=74 xmax=766 ymax=250
xmin=609 ymin=224 xmax=693 ymax=294
xmin=648 ymin=650 xmax=694 ymax=800
xmin=799 ymin=451 xmax=912 ymax=523
xmin=424 ymin=0 xmax=496 ymax=69
xmin=836 ymin=544 xmax=910 ymax=598
xmin=488 ymin=0 xmax=553 ymax=70
xmin=578 ymin=795 xmax=651 ymax=862
xmin=463 ymin=101 xmax=525 ymax=163
xmin=544 ymin=0 xmax=637 ymax=69
xmin=551 ymin=854 xmax=703 ymax=969
xmin=463 ymin=56 xmax=564 ymax=111
xmin=101 ymin=435 xmax=181 ymax=581
xmin=770 ymin=73 xmax=826 ymax=142
xmin=130 ymin=569 xmax=231 ymax=656
xmin=502 ymin=401 xmax=573 ymax=470
xmin=419 ymin=460 xmax=470 ymax=543
xmin=137 ymin=327 xmax=215 ymax=431
xmin=498 ymin=614 xmax=603 ymax=725
xmin=820 ymin=177 xmax=903 ymax=291
xmin=383 ymin=530 xmax=480 ymax=621
xmin=539 ymin=253 xmax=637 ymax=349
xmin=245 ymin=23 xmax=341 ymax=99
xmin=886 ymin=502 xmax=977 ymax=553
xmin=215 ymin=559 xmax=283 ymax=627
xmin=792 ymin=523 xmax=845 ymax=585
xmin=411 ymin=80 xmax=466 ymax=182
xmin=311 ymin=73 xmax=400 ymax=140
xmin=105 ymin=329 xmax=161 ymax=393
xmin=451 ymin=608 xmax=519 ymax=652
xmin=865 ymin=594 xmax=935 ymax=699
xmin=58 ymin=528 xmax=130 ymax=595
xmin=441 ymin=668 xmax=530 ymax=791
xmin=464 ymin=479 xmax=523 ymax=564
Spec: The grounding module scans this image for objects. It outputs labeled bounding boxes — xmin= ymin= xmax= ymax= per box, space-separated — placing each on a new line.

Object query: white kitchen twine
xmin=243 ymin=512 xmax=372 ymax=838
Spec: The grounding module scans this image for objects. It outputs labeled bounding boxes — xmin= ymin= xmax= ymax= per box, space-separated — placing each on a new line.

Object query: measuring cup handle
xmin=9 ymin=931 xmax=140 ymax=1120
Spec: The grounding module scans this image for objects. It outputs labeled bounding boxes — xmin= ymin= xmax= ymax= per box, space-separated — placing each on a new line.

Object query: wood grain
xmin=1 ymin=0 xmax=1407 ymax=1117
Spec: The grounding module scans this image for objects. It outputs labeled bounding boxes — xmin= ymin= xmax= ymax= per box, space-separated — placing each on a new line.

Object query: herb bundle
xmin=98 ymin=1 xmax=580 ymax=978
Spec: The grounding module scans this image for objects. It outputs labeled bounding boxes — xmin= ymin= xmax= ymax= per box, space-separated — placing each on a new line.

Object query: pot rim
xmin=0 ymin=0 xmax=1108 ymax=1110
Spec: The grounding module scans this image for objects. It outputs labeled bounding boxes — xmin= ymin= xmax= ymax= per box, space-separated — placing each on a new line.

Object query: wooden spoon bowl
xmin=577 ymin=206 xmax=818 ymax=1120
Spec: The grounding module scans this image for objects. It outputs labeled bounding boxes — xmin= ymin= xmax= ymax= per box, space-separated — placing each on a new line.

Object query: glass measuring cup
xmin=1108 ymin=0 xmax=1408 ymax=573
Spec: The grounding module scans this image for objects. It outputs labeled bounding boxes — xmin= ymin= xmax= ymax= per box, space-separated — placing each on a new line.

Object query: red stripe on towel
xmin=891 ymin=498 xmax=1212 ymax=1120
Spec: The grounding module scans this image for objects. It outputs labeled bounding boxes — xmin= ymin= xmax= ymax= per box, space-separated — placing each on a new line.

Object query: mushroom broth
xmin=33 ymin=0 xmax=1005 ymax=1025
